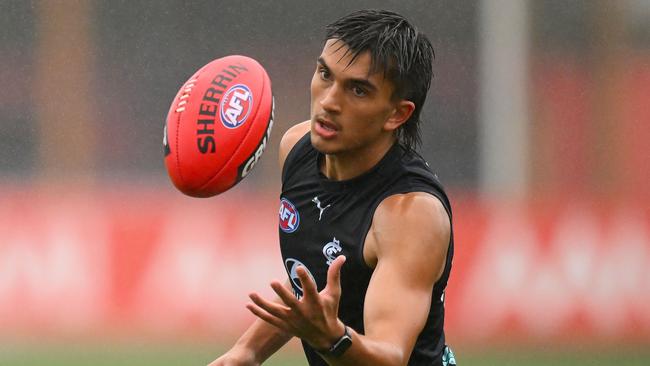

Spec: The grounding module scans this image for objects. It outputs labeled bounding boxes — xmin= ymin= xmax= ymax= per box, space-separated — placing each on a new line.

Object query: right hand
xmin=207 ymin=348 xmax=260 ymax=366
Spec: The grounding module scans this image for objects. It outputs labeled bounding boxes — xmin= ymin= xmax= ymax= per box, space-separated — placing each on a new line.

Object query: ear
xmin=384 ymin=100 xmax=415 ymax=132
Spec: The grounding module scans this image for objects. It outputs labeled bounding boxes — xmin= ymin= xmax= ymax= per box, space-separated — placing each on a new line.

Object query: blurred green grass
xmin=2 ymin=342 xmax=650 ymax=365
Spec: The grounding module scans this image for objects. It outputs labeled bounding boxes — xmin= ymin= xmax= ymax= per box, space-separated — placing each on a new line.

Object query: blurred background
xmin=1 ymin=0 xmax=649 ymax=365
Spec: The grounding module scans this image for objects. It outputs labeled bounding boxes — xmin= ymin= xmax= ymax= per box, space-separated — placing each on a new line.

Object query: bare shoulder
xmin=375 ymin=192 xmax=449 ymax=227
xmin=278 ymin=120 xmax=311 ymax=170
xmin=364 ymin=192 xmax=450 ymax=280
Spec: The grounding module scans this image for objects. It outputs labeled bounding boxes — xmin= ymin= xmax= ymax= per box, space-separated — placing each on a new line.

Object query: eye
xmin=318 ymin=67 xmax=331 ymax=80
xmin=351 ymin=85 xmax=367 ymax=97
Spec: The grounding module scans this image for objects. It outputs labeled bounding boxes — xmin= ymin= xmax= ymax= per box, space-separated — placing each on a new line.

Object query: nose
xmin=319 ymin=83 xmax=342 ymax=114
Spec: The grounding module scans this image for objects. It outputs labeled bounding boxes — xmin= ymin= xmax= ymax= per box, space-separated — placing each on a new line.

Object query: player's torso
xmin=278 ymin=133 xmax=454 ymax=366
xmin=279 ymin=160 xmax=376 ymax=330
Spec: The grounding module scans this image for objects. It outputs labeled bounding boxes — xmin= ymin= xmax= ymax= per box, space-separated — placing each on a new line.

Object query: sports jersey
xmin=278 ymin=132 xmax=454 ymax=365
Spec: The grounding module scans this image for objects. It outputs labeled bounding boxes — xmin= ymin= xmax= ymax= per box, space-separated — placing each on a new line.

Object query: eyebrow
xmin=317 ymin=56 xmax=378 ymax=92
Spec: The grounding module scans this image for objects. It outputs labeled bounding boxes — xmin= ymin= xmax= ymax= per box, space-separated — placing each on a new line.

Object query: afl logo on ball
xmin=279 ymin=198 xmax=300 ymax=233
xmin=220 ymin=84 xmax=253 ymax=129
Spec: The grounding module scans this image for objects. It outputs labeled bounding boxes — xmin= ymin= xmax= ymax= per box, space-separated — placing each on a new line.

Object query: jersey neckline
xmin=315 ymin=142 xmax=403 ymax=193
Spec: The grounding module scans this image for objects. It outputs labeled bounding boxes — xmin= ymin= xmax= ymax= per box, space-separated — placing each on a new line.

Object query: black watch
xmin=322 ymin=326 xmax=353 ymax=357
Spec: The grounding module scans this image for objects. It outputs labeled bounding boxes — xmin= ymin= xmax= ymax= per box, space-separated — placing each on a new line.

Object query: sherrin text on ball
xmin=163 ymin=55 xmax=274 ymax=197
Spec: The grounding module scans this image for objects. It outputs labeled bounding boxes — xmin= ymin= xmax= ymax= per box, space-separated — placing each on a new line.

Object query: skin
xmin=209 ymin=40 xmax=450 ymax=366
xmin=309 ymin=39 xmax=414 ymax=181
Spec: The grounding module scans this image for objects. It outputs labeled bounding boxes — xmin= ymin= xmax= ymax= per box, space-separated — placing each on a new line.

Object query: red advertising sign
xmin=1 ymin=188 xmax=649 ymax=344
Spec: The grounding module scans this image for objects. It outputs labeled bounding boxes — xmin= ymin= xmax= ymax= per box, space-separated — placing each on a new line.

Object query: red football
xmin=163 ymin=55 xmax=274 ymax=197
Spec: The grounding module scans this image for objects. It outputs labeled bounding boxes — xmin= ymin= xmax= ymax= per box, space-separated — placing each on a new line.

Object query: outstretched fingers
xmin=270 ymin=280 xmax=299 ymax=308
xmin=247 ymin=258 xmax=347 ymax=346
xmin=296 ymin=265 xmax=319 ymax=300
xmin=326 ymin=255 xmax=346 ymax=297
xmin=248 ymin=293 xmax=291 ymax=319
xmin=245 ymin=300 xmax=289 ymax=332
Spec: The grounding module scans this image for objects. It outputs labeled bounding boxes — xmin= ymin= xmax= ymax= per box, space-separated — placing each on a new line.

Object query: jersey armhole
xmin=281 ymin=132 xmax=311 ymax=183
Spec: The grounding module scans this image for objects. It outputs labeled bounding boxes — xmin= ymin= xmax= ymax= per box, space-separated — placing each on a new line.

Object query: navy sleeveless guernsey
xmin=278 ymin=133 xmax=454 ymax=365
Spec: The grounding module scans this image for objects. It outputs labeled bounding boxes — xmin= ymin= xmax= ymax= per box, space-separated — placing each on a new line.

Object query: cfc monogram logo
xmin=322 ymin=237 xmax=342 ymax=266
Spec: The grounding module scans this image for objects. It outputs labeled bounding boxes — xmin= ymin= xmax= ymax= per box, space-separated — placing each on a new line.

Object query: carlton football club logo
xmin=279 ymin=198 xmax=300 ymax=233
xmin=220 ymin=84 xmax=253 ymax=129
xmin=323 ymin=237 xmax=342 ymax=265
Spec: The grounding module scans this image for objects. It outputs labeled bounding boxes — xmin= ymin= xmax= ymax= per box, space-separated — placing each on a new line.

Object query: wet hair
xmin=325 ymin=9 xmax=434 ymax=151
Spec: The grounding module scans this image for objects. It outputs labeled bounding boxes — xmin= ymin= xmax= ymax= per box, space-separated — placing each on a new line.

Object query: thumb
xmin=325 ymin=255 xmax=346 ymax=296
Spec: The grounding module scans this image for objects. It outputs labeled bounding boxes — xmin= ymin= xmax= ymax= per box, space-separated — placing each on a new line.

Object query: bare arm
xmin=320 ymin=193 xmax=450 ymax=365
xmin=209 ymin=306 xmax=292 ymax=366
xmin=247 ymin=192 xmax=451 ymax=366
xmin=208 ymin=282 xmax=294 ymax=366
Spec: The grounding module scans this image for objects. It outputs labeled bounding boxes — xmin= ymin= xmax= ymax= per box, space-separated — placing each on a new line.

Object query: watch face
xmin=331 ymin=335 xmax=352 ymax=357
xmin=330 ymin=327 xmax=353 ymax=357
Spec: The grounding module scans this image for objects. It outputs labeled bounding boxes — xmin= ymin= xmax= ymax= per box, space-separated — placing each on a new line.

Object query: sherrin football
xmin=163 ymin=55 xmax=274 ymax=197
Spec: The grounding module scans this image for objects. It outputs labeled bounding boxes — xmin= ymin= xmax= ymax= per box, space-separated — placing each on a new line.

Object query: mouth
xmin=315 ymin=117 xmax=339 ymax=132
xmin=313 ymin=116 xmax=339 ymax=139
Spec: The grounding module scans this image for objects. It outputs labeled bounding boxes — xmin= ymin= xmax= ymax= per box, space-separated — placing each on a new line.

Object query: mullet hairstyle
xmin=325 ymin=9 xmax=435 ymax=151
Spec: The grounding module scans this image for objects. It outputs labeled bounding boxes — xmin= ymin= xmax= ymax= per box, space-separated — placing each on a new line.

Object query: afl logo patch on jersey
xmin=220 ymin=84 xmax=253 ymax=129
xmin=279 ymin=198 xmax=300 ymax=233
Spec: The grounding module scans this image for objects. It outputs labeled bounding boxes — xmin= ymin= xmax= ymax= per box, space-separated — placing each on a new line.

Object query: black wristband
xmin=320 ymin=325 xmax=353 ymax=357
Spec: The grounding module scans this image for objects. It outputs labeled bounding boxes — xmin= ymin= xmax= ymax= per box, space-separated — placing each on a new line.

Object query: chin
xmin=309 ymin=130 xmax=338 ymax=155
xmin=309 ymin=130 xmax=328 ymax=153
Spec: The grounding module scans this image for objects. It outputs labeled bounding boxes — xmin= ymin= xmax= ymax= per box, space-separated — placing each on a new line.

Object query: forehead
xmin=320 ymin=39 xmax=381 ymax=79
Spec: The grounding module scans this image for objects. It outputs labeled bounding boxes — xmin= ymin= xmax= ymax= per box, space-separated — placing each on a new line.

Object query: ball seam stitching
xmin=175 ymin=110 xmax=183 ymax=183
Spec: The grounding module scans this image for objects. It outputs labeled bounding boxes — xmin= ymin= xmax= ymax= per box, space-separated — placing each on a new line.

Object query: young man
xmin=210 ymin=9 xmax=455 ymax=366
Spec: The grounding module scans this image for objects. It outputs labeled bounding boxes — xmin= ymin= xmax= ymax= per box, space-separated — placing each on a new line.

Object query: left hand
xmin=246 ymin=255 xmax=347 ymax=351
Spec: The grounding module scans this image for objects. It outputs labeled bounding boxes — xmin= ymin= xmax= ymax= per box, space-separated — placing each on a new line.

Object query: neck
xmin=321 ymin=135 xmax=397 ymax=181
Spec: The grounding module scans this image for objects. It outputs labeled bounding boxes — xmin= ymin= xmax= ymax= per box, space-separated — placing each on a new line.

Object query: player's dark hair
xmin=325 ymin=9 xmax=434 ymax=151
